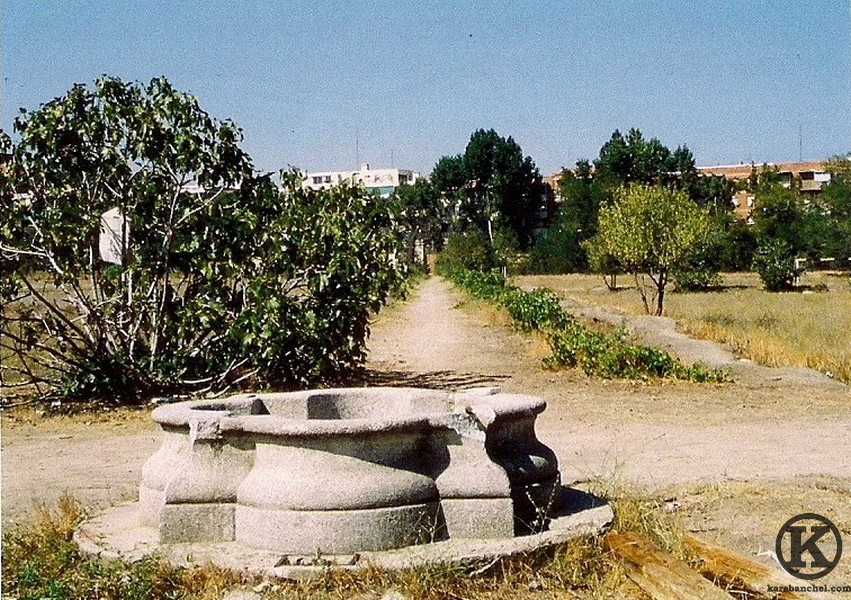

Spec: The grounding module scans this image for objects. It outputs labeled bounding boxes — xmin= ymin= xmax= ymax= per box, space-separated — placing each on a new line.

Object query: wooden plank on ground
xmin=685 ymin=534 xmax=831 ymax=600
xmin=604 ymin=531 xmax=735 ymax=600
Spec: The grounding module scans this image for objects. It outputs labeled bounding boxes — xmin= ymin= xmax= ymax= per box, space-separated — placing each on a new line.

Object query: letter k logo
xmin=776 ymin=513 xmax=842 ymax=580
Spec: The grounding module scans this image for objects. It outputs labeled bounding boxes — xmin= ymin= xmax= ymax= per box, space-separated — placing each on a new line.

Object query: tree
xmin=585 ymin=236 xmax=623 ymax=291
xmin=392 ymin=178 xmax=447 ymax=267
xmin=695 ymin=174 xmax=737 ymax=216
xmin=558 ymin=160 xmax=600 ymax=235
xmin=593 ymin=129 xmax=712 ymax=200
xmin=745 ymin=163 xmax=782 ymax=192
xmin=751 ymin=184 xmax=808 ymax=256
xmin=723 ymin=216 xmax=759 ymax=271
xmin=595 ymin=128 xmax=675 ymax=188
xmin=822 ymin=153 xmax=851 ymax=268
xmin=748 ymin=172 xmax=847 ymax=276
xmin=583 ymin=184 xmax=712 ymax=315
xmin=430 ymin=154 xmax=467 ymax=210
xmin=1 ymin=77 xmax=404 ymax=401
xmin=529 ymin=160 xmax=599 ymax=273
xmin=431 ymin=129 xmax=546 ymax=250
xmin=752 ymin=238 xmax=801 ymax=291
xmin=434 ymin=229 xmax=495 ymax=274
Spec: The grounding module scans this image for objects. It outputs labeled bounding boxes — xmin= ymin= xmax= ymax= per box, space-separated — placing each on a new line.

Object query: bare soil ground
xmin=3 ymin=275 xmax=851 ymax=588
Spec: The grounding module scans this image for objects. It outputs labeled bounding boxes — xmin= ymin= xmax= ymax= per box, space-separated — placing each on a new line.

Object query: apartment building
xmin=697 ymin=162 xmax=831 ymax=220
xmin=303 ymin=164 xmax=421 ymax=197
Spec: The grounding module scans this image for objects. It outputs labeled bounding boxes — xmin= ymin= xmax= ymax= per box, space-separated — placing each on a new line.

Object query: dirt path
xmin=3 ymin=275 xmax=851 ymax=584
xmin=366 ymin=276 xmax=542 ymax=388
xmin=1 ymin=413 xmax=160 ymax=529
xmin=367 ymin=277 xmax=851 ymax=487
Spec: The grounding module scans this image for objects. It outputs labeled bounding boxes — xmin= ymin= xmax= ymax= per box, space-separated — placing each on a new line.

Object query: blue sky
xmin=2 ymin=1 xmax=849 ymax=176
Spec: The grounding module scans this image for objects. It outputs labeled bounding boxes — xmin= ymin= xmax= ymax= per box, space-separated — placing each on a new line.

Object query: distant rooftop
xmin=696 ymin=161 xmax=827 ymax=180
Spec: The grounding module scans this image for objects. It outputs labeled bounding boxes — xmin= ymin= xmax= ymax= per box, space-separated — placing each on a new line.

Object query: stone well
xmin=77 ymin=387 xmax=612 ymax=574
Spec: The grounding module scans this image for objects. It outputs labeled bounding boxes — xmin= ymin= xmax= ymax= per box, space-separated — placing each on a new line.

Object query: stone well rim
xmin=150 ymin=387 xmax=547 ymax=437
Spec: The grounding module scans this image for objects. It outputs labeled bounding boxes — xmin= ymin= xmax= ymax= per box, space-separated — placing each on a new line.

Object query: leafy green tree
xmin=391 ymin=178 xmax=447 ymax=267
xmin=822 ymin=153 xmax=851 ymax=267
xmin=0 ymin=77 xmax=404 ymax=401
xmin=595 ymin=128 xmax=677 ymax=188
xmin=527 ymin=219 xmax=586 ymax=274
xmin=695 ymin=174 xmax=737 ymax=216
xmin=434 ymin=229 xmax=495 ymax=274
xmin=595 ymin=129 xmax=647 ymax=186
xmin=594 ymin=129 xmax=714 ymax=202
xmin=695 ymin=211 xmax=758 ymax=273
xmin=584 ymin=235 xmax=623 ymax=290
xmin=672 ymin=220 xmax=725 ymax=292
xmin=583 ymin=184 xmax=712 ymax=315
xmin=430 ymin=154 xmax=467 ymax=226
xmin=752 ymin=238 xmax=801 ymax=291
xmin=431 ymin=154 xmax=467 ymax=194
xmin=431 ymin=129 xmax=546 ymax=250
xmin=528 ymin=161 xmax=600 ymax=274
xmin=681 ymin=174 xmax=740 ymax=277
xmin=749 ymin=173 xmax=847 ymax=273
xmin=543 ymin=129 xmax=734 ymax=275
xmin=751 ymin=184 xmax=808 ymax=256
xmin=745 ymin=163 xmax=782 ymax=192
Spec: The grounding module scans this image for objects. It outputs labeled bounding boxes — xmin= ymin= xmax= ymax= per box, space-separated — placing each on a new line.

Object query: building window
xmin=312 ymin=176 xmax=323 ymax=185
xmin=324 ymin=175 xmax=332 ymax=183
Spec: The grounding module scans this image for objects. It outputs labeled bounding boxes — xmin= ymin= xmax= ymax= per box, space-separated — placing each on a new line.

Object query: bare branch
xmin=19 ymin=278 xmax=91 ymax=344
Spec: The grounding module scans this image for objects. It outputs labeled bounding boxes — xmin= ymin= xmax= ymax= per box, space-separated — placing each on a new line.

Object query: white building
xmin=303 ymin=164 xmax=420 ymax=197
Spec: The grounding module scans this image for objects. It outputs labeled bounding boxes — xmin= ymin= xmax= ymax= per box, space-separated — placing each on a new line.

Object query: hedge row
xmin=447 ymin=269 xmax=728 ymax=383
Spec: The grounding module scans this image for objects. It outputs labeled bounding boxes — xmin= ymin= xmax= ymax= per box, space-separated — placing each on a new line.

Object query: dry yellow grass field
xmin=517 ymin=271 xmax=851 ymax=382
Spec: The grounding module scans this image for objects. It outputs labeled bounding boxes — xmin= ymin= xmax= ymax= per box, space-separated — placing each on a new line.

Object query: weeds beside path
xmin=524 ymin=284 xmax=845 ymax=388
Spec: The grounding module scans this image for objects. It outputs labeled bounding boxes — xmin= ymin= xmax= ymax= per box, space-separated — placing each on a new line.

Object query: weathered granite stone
xmin=97 ymin=387 xmax=582 ymax=560
xmin=160 ymin=503 xmax=235 ymax=543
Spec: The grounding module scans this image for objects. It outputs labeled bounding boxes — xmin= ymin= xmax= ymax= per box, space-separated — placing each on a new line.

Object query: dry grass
xmin=1 ymin=403 xmax=153 ymax=434
xmin=518 ymin=271 xmax=851 ymax=382
xmin=3 ymin=495 xmax=254 ymax=600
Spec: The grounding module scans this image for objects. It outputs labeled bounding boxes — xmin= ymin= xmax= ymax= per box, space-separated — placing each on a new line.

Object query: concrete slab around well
xmin=75 ymin=487 xmax=613 ymax=579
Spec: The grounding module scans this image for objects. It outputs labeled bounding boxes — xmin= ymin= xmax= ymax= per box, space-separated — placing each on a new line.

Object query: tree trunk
xmin=655 ymin=271 xmax=666 ymax=316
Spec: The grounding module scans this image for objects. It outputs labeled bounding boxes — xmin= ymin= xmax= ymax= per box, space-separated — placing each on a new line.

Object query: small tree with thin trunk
xmin=584 ymin=184 xmax=712 ymax=315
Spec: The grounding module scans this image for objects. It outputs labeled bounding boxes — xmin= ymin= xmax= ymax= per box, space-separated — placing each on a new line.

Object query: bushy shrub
xmin=435 ymin=230 xmax=495 ymax=275
xmin=752 ymin=239 xmax=801 ymax=291
xmin=447 ymin=269 xmax=508 ymax=300
xmin=503 ymin=288 xmax=574 ymax=331
xmin=720 ymin=218 xmax=758 ymax=271
xmin=0 ymin=77 xmax=405 ymax=402
xmin=527 ymin=226 xmax=586 ymax=274
xmin=673 ymin=267 xmax=722 ymax=292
